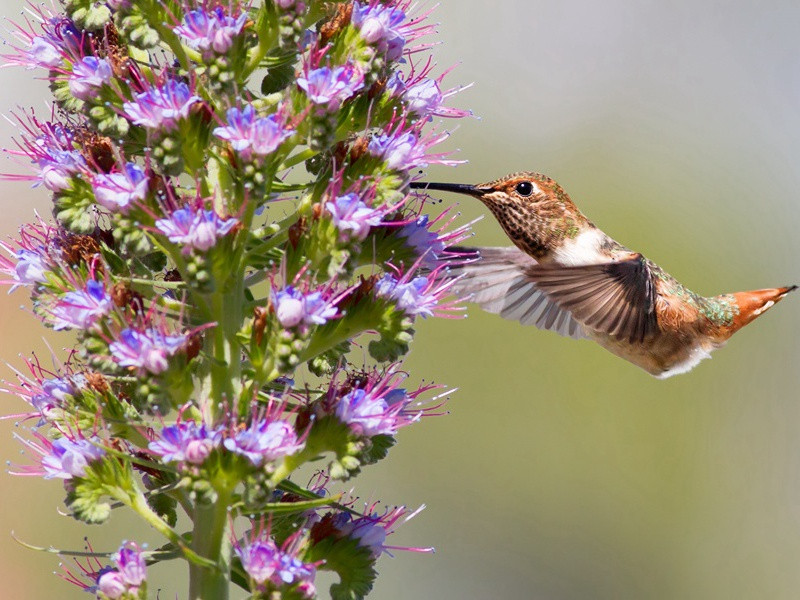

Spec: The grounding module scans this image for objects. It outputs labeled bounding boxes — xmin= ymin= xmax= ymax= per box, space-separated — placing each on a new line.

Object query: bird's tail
xmin=720 ymin=285 xmax=797 ymax=336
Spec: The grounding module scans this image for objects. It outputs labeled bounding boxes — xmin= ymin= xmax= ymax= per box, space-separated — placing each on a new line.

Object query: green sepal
xmin=53 ymin=181 xmax=97 ymax=234
xmin=65 ymin=457 xmax=135 ymax=524
xmin=65 ymin=0 xmax=111 ymax=30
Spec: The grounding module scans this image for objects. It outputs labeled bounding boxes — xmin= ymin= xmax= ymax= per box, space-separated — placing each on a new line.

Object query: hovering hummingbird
xmin=410 ymin=172 xmax=796 ymax=378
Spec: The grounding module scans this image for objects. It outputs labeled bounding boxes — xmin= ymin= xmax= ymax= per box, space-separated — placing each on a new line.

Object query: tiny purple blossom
xmin=212 ymin=106 xmax=292 ymax=159
xmin=174 ymin=8 xmax=247 ymax=54
xmin=297 ymin=64 xmax=364 ymax=112
xmin=236 ymin=531 xmax=316 ymax=593
xmin=272 ymin=286 xmax=338 ymax=328
xmin=351 ymin=2 xmax=406 ymax=61
xmin=326 ymin=193 xmax=383 ymax=241
xmin=97 ymin=542 xmax=147 ymax=598
xmin=28 ymin=35 xmax=62 ymax=68
xmin=375 ymin=274 xmax=438 ymax=317
xmin=41 ymin=436 xmax=105 ymax=479
xmin=91 ymin=163 xmax=149 ymax=213
xmin=337 ymin=504 xmax=430 ymax=558
xmin=224 ymin=418 xmax=303 ymax=466
xmin=51 ymin=279 xmax=112 ymax=331
xmin=109 ymin=328 xmax=187 ymax=374
xmin=113 ymin=542 xmax=147 ymax=587
xmin=11 ymin=249 xmax=48 ymax=286
xmin=122 ymin=80 xmax=201 ymax=131
xmin=149 ymin=422 xmax=222 ymax=465
xmin=68 ymin=56 xmax=112 ymax=100
xmin=397 ymin=215 xmax=445 ymax=261
xmin=155 ymin=207 xmax=238 ymax=252
xmin=335 ymin=389 xmax=398 ymax=437
xmin=368 ymin=132 xmax=426 ymax=171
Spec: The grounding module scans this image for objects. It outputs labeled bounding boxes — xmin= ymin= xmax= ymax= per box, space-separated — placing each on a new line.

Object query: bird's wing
xmin=444 ymin=247 xmax=588 ymax=339
xmin=524 ymin=253 xmax=658 ymax=343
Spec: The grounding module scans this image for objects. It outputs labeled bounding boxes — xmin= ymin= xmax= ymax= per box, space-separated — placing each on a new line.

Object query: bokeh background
xmin=2 ymin=0 xmax=800 ymax=598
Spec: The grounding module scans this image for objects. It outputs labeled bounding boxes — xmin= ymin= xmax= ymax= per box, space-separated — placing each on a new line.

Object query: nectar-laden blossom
xmin=326 ymin=193 xmax=384 ymax=241
xmin=122 ymin=80 xmax=201 ymax=131
xmin=297 ymin=64 xmax=364 ymax=112
xmin=212 ymin=105 xmax=293 ymax=159
xmin=0 ymin=221 xmax=55 ymax=291
xmin=50 ymin=279 xmax=113 ymax=331
xmin=109 ymin=328 xmax=187 ymax=374
xmin=174 ymin=7 xmax=247 ymax=54
xmin=148 ymin=422 xmax=223 ymax=465
xmin=223 ymin=417 xmax=303 ymax=466
xmin=68 ymin=56 xmax=113 ymax=101
xmin=272 ymin=286 xmax=338 ymax=328
xmin=155 ymin=207 xmax=238 ymax=252
xmin=91 ymin=163 xmax=149 ymax=213
xmin=375 ymin=274 xmax=439 ymax=317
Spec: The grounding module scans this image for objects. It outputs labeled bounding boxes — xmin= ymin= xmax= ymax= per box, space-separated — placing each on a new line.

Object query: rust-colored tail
xmin=726 ymin=285 xmax=797 ymax=335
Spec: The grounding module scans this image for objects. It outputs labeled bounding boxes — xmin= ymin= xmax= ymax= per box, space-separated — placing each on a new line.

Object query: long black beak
xmin=409 ymin=181 xmax=490 ymax=197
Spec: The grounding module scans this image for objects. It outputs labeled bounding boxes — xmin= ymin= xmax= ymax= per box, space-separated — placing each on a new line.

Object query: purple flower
xmin=326 ymin=193 xmax=383 ymax=241
xmin=149 ymin=422 xmax=222 ymax=465
xmin=351 ymin=2 xmax=406 ymax=61
xmin=31 ymin=376 xmax=75 ymax=414
xmin=236 ymin=534 xmax=316 ymax=593
xmin=212 ymin=105 xmax=292 ymax=159
xmin=155 ymin=207 xmax=238 ymax=252
xmin=68 ymin=56 xmax=112 ymax=100
xmin=174 ymin=8 xmax=247 ymax=54
xmin=97 ymin=542 xmax=147 ymax=598
xmin=297 ymin=64 xmax=364 ymax=112
xmin=335 ymin=389 xmax=397 ymax=437
xmin=41 ymin=436 xmax=105 ymax=479
xmin=375 ymin=274 xmax=439 ymax=317
xmin=224 ymin=418 xmax=303 ymax=466
xmin=12 ymin=249 xmax=48 ymax=286
xmin=51 ymin=279 xmax=112 ymax=331
xmin=368 ymin=132 xmax=426 ymax=171
xmin=336 ymin=504 xmax=429 ymax=558
xmin=397 ymin=215 xmax=445 ymax=260
xmin=109 ymin=328 xmax=187 ymax=374
xmin=272 ymin=286 xmax=338 ymax=328
xmin=238 ymin=539 xmax=279 ymax=584
xmin=28 ymin=35 xmax=62 ymax=68
xmin=91 ymin=163 xmax=149 ymax=213
xmin=122 ymin=80 xmax=201 ymax=131
xmin=112 ymin=542 xmax=147 ymax=587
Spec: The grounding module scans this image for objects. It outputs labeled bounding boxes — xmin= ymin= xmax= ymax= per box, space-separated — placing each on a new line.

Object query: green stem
xmin=188 ymin=486 xmax=233 ymax=600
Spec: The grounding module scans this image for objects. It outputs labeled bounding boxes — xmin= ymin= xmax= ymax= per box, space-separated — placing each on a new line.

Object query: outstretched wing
xmin=525 ymin=253 xmax=658 ymax=343
xmin=444 ymin=247 xmax=587 ymax=339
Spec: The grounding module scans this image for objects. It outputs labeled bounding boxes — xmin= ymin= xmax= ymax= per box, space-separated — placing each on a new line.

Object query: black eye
xmin=515 ymin=181 xmax=534 ymax=196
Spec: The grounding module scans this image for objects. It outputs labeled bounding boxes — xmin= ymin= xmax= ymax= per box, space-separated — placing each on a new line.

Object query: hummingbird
xmin=410 ymin=172 xmax=796 ymax=378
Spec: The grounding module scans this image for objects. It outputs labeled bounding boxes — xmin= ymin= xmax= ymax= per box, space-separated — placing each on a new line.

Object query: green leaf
xmin=306 ymin=536 xmax=377 ymax=600
xmin=261 ymin=61 xmax=297 ymax=95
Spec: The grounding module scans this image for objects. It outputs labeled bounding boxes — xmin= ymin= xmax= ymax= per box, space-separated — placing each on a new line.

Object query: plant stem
xmin=188 ymin=486 xmax=233 ymax=600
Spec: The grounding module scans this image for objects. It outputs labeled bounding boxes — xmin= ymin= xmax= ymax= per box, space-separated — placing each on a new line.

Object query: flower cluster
xmin=1 ymin=0 xmax=471 ymax=598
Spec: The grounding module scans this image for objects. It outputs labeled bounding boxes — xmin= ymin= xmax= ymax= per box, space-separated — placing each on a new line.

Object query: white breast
xmin=551 ymin=228 xmax=608 ymax=266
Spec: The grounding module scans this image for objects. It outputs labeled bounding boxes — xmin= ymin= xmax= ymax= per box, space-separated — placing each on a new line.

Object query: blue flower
xmin=109 ymin=328 xmax=187 ymax=374
xmin=326 ymin=193 xmax=383 ymax=241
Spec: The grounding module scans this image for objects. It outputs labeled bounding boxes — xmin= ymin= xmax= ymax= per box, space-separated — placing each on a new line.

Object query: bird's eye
xmin=515 ymin=181 xmax=534 ymax=196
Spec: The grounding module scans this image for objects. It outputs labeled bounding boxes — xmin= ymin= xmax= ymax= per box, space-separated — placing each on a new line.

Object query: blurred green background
xmin=2 ymin=0 xmax=800 ymax=598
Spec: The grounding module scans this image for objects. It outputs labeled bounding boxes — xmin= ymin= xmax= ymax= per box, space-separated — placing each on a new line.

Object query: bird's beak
xmin=409 ymin=181 xmax=492 ymax=197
